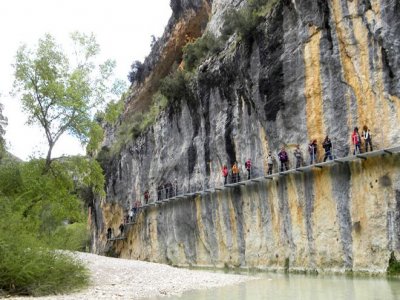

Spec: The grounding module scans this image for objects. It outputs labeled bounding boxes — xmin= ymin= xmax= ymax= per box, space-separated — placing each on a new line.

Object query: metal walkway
xmin=138 ymin=145 xmax=400 ymax=209
xmin=107 ymin=236 xmax=127 ymax=241
xmin=107 ymin=145 xmax=400 ymax=243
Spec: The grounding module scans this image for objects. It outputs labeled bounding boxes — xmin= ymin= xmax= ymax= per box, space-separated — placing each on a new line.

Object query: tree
xmin=128 ymin=60 xmax=145 ymax=84
xmin=12 ymin=32 xmax=125 ymax=169
xmin=0 ymin=100 xmax=8 ymax=159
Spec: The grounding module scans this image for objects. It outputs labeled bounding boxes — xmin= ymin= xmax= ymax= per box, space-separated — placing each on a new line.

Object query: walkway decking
xmin=108 ymin=145 xmax=400 ymax=242
xmin=141 ymin=146 xmax=400 ymax=208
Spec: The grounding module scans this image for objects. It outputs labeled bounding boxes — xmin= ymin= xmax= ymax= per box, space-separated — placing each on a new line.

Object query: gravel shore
xmin=10 ymin=252 xmax=254 ymax=299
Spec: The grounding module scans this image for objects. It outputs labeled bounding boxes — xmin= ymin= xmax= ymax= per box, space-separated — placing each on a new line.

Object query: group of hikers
xmin=223 ymin=125 xmax=373 ymax=178
xmin=157 ymin=181 xmax=177 ymax=201
xmin=222 ymin=159 xmax=252 ymax=185
xmin=108 ymin=126 xmax=374 ymax=239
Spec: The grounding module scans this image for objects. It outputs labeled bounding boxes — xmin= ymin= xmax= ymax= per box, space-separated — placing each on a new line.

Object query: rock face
xmin=91 ymin=0 xmax=400 ymax=273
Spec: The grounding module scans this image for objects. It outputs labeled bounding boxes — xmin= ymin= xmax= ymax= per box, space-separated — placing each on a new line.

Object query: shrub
xmin=0 ymin=235 xmax=89 ymax=296
xmin=159 ymin=70 xmax=193 ymax=104
xmin=46 ymin=223 xmax=90 ymax=252
xmin=387 ymin=252 xmax=400 ymax=275
xmin=222 ymin=0 xmax=279 ymax=43
xmin=183 ymin=33 xmax=222 ymax=70
xmin=0 ymin=157 xmax=97 ymax=296
xmin=110 ymin=92 xmax=168 ymax=154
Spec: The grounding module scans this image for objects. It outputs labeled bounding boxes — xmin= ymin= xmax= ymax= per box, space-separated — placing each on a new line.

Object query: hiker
xmin=157 ymin=185 xmax=163 ymax=201
xmin=232 ymin=162 xmax=240 ymax=183
xmin=129 ymin=208 xmax=134 ymax=222
xmin=293 ymin=145 xmax=303 ymax=168
xmin=352 ymin=127 xmax=361 ymax=155
xmin=267 ymin=151 xmax=273 ymax=175
xmin=166 ymin=182 xmax=174 ymax=198
xmin=222 ymin=165 xmax=228 ymax=185
xmin=144 ymin=190 xmax=149 ymax=204
xmin=362 ymin=125 xmax=373 ymax=152
xmin=245 ymin=159 xmax=252 ymax=180
xmin=322 ymin=136 xmax=333 ymax=161
xmin=278 ymin=146 xmax=289 ymax=172
xmin=107 ymin=228 xmax=112 ymax=239
xmin=308 ymin=140 xmax=318 ymax=164
xmin=164 ymin=183 xmax=170 ymax=199
xmin=119 ymin=223 xmax=124 ymax=236
xmin=174 ymin=179 xmax=178 ymax=196
xmin=133 ymin=199 xmax=140 ymax=213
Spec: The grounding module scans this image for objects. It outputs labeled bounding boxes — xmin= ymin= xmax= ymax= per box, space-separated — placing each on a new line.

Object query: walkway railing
xmin=107 ymin=144 xmax=400 ymax=241
xmin=140 ymin=145 xmax=400 ymax=206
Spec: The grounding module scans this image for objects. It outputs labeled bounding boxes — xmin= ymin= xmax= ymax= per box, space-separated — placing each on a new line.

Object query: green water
xmin=150 ymin=273 xmax=400 ymax=300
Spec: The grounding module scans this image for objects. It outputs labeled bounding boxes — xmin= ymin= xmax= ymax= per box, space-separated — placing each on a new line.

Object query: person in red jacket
xmin=222 ymin=165 xmax=228 ymax=185
xmin=352 ymin=127 xmax=361 ymax=155
xmin=245 ymin=159 xmax=252 ymax=180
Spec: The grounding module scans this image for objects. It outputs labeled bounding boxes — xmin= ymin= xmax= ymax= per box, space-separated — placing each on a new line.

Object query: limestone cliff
xmin=91 ymin=0 xmax=400 ymax=273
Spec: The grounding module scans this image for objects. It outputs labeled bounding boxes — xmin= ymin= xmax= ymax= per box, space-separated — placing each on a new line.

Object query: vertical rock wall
xmin=92 ymin=0 xmax=400 ymax=273
xmin=106 ymin=154 xmax=400 ymax=273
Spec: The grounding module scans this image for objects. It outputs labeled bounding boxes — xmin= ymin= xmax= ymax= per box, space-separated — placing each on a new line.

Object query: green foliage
xmin=182 ymin=33 xmax=222 ymax=70
xmin=139 ymin=92 xmax=168 ymax=132
xmin=45 ymin=223 xmax=90 ymax=252
xmin=104 ymin=98 xmax=124 ymax=124
xmin=0 ymin=157 xmax=102 ymax=244
xmin=0 ymin=233 xmax=89 ymax=296
xmin=387 ymin=252 xmax=400 ymax=275
xmin=110 ymin=92 xmax=168 ymax=155
xmin=0 ymin=156 xmax=105 ymax=296
xmin=65 ymin=156 xmax=105 ymax=197
xmin=0 ymin=102 xmax=7 ymax=160
xmin=159 ymin=70 xmax=193 ymax=104
xmin=12 ymin=32 xmax=125 ymax=168
xmin=284 ymin=257 xmax=290 ymax=273
xmin=86 ymin=122 xmax=104 ymax=155
xmin=222 ymin=0 xmax=279 ymax=43
xmin=96 ymin=146 xmax=111 ymax=169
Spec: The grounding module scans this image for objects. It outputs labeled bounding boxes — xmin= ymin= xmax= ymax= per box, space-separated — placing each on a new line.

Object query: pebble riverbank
xmin=10 ymin=252 xmax=254 ymax=299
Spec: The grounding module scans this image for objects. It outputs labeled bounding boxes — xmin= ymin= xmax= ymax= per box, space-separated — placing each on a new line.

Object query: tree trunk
xmin=45 ymin=143 xmax=54 ymax=171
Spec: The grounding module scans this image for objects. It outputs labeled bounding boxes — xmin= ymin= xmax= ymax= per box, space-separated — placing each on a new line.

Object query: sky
xmin=0 ymin=0 xmax=171 ymax=160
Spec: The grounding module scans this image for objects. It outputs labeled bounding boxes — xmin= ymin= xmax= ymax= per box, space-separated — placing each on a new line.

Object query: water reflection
xmin=149 ymin=273 xmax=400 ymax=300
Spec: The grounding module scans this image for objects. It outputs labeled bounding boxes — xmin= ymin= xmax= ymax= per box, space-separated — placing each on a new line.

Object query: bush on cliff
xmin=222 ymin=0 xmax=279 ymax=43
xmin=159 ymin=69 xmax=194 ymax=105
xmin=182 ymin=33 xmax=222 ymax=70
xmin=110 ymin=91 xmax=168 ymax=154
xmin=128 ymin=60 xmax=145 ymax=84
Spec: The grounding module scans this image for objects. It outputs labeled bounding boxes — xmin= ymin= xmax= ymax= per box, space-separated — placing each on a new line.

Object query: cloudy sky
xmin=0 ymin=0 xmax=171 ymax=160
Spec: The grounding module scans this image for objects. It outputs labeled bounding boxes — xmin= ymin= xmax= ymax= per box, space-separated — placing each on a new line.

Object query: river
xmin=149 ymin=272 xmax=400 ymax=300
